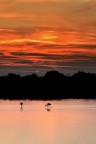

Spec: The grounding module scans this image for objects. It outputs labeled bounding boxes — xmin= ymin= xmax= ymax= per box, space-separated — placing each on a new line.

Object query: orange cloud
xmin=0 ymin=13 xmax=17 ymax=18
xmin=0 ymin=25 xmax=96 ymax=74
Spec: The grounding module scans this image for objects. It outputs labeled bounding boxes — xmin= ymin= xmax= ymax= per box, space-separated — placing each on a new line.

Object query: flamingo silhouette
xmin=45 ymin=103 xmax=52 ymax=112
xmin=20 ymin=102 xmax=23 ymax=110
xmin=45 ymin=102 xmax=51 ymax=107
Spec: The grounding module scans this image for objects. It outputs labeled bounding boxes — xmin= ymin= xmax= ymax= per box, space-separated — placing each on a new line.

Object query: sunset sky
xmin=0 ymin=0 xmax=96 ymax=75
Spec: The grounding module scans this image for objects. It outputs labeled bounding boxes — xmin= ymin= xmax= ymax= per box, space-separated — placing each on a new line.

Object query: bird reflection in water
xmin=46 ymin=107 xmax=51 ymax=112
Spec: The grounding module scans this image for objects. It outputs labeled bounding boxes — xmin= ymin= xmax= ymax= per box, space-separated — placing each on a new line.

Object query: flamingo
xmin=20 ymin=102 xmax=23 ymax=109
xmin=45 ymin=102 xmax=52 ymax=107
xmin=45 ymin=103 xmax=52 ymax=112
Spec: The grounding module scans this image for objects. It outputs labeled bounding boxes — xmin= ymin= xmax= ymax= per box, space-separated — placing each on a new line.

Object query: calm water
xmin=0 ymin=99 xmax=96 ymax=144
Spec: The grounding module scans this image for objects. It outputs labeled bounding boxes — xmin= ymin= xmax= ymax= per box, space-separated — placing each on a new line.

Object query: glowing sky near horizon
xmin=0 ymin=0 xmax=96 ymax=75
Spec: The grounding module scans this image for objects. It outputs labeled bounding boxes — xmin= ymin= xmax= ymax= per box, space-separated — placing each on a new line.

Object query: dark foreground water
xmin=0 ymin=99 xmax=96 ymax=144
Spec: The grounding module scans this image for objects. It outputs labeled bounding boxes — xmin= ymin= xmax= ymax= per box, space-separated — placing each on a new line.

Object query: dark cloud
xmin=11 ymin=51 xmax=96 ymax=60
xmin=14 ymin=59 xmax=34 ymax=65
xmin=68 ymin=44 xmax=96 ymax=49
xmin=24 ymin=43 xmax=96 ymax=50
xmin=11 ymin=52 xmax=65 ymax=57
xmin=1 ymin=42 xmax=96 ymax=51
xmin=0 ymin=52 xmax=3 ymax=56
xmin=0 ymin=55 xmax=17 ymax=60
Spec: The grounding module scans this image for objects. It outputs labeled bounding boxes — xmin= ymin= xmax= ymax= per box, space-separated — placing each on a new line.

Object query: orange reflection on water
xmin=0 ymin=100 xmax=96 ymax=144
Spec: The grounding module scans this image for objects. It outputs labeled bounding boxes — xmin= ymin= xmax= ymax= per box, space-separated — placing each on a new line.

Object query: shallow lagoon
xmin=0 ymin=99 xmax=96 ymax=144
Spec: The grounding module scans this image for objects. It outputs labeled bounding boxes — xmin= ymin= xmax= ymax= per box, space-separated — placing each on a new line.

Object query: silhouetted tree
xmin=0 ymin=70 xmax=96 ymax=100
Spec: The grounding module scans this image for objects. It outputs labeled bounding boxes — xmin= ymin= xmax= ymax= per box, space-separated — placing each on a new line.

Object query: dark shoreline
xmin=0 ymin=70 xmax=96 ymax=100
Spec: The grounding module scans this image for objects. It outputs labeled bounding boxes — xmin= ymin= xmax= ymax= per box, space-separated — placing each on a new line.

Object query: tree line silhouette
xmin=0 ymin=70 xmax=96 ymax=100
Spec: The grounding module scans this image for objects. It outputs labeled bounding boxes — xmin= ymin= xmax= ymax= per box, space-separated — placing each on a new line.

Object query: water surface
xmin=0 ymin=99 xmax=96 ymax=144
